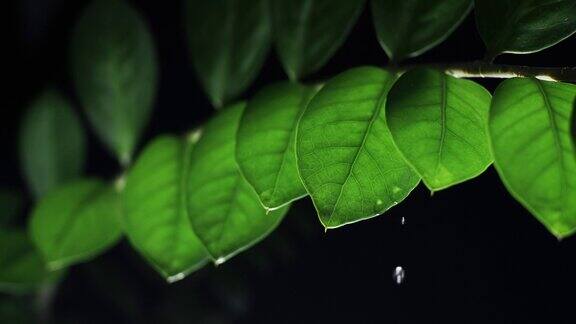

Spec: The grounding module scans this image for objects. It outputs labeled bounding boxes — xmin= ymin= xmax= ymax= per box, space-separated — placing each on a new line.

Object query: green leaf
xmin=124 ymin=134 xmax=209 ymax=282
xmin=489 ymin=78 xmax=576 ymax=238
xmin=236 ymin=82 xmax=320 ymax=210
xmin=271 ymin=0 xmax=364 ymax=80
xmin=386 ymin=69 xmax=493 ymax=191
xmin=187 ymin=103 xmax=288 ymax=263
xmin=296 ymin=67 xmax=420 ymax=228
xmin=371 ymin=0 xmax=472 ymax=61
xmin=185 ymin=0 xmax=271 ymax=107
xmin=71 ymin=0 xmax=158 ymax=165
xmin=19 ymin=89 xmax=86 ymax=199
xmin=0 ymin=230 xmax=62 ymax=293
xmin=0 ymin=190 xmax=23 ymax=227
xmin=475 ymin=0 xmax=576 ymax=59
xmin=30 ymin=179 xmax=123 ymax=269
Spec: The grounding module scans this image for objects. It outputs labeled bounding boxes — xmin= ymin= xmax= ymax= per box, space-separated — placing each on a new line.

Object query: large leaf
xmin=187 ymin=103 xmax=288 ymax=263
xmin=296 ymin=67 xmax=420 ymax=228
xmin=236 ymin=82 xmax=320 ymax=210
xmin=475 ymin=0 xmax=576 ymax=59
xmin=386 ymin=69 xmax=493 ymax=191
xmin=271 ymin=0 xmax=364 ymax=80
xmin=19 ymin=89 xmax=85 ymax=199
xmin=71 ymin=0 xmax=158 ymax=165
xmin=0 ymin=190 xmax=23 ymax=227
xmin=124 ymin=135 xmax=209 ymax=282
xmin=185 ymin=0 xmax=271 ymax=107
xmin=0 ymin=230 xmax=62 ymax=293
xmin=371 ymin=0 xmax=472 ymax=62
xmin=489 ymin=78 xmax=576 ymax=238
xmin=30 ymin=179 xmax=123 ymax=269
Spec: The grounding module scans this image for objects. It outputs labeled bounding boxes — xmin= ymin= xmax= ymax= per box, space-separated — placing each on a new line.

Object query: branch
xmin=389 ymin=61 xmax=576 ymax=82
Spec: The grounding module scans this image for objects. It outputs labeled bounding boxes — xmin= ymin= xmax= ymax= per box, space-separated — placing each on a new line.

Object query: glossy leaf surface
xmin=186 ymin=0 xmax=271 ymax=107
xmin=71 ymin=0 xmax=158 ymax=164
xmin=236 ymin=82 xmax=319 ymax=210
xmin=386 ymin=69 xmax=493 ymax=191
xmin=271 ymin=0 xmax=364 ymax=79
xmin=372 ymin=0 xmax=472 ymax=61
xmin=490 ymin=78 xmax=576 ymax=238
xmin=0 ymin=230 xmax=61 ymax=293
xmin=19 ymin=89 xmax=85 ymax=199
xmin=124 ymin=135 xmax=208 ymax=282
xmin=30 ymin=179 xmax=123 ymax=269
xmin=296 ymin=67 xmax=420 ymax=228
xmin=187 ymin=103 xmax=288 ymax=263
xmin=475 ymin=0 xmax=576 ymax=58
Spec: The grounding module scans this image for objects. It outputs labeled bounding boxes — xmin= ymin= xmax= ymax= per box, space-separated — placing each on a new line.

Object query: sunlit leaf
xmin=30 ymin=179 xmax=123 ymax=269
xmin=271 ymin=0 xmax=364 ymax=80
xmin=0 ymin=230 xmax=63 ymax=293
xmin=71 ymin=0 xmax=158 ymax=165
xmin=296 ymin=67 xmax=420 ymax=229
xmin=236 ymin=82 xmax=320 ymax=210
xmin=386 ymin=69 xmax=493 ymax=191
xmin=371 ymin=0 xmax=472 ymax=62
xmin=187 ymin=103 xmax=288 ymax=263
xmin=489 ymin=78 xmax=576 ymax=238
xmin=124 ymin=135 xmax=209 ymax=282
xmin=19 ymin=89 xmax=85 ymax=199
xmin=0 ymin=190 xmax=23 ymax=227
xmin=185 ymin=0 xmax=271 ymax=107
xmin=475 ymin=0 xmax=576 ymax=59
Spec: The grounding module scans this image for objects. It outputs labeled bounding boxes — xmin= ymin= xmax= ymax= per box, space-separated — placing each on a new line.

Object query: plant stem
xmin=388 ymin=61 xmax=576 ymax=82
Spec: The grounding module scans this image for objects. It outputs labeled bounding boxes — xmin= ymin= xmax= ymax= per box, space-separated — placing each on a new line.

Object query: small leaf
xmin=475 ymin=0 xmax=576 ymax=59
xmin=187 ymin=103 xmax=288 ymax=263
xmin=0 ymin=190 xmax=23 ymax=227
xmin=271 ymin=0 xmax=364 ymax=79
xmin=386 ymin=69 xmax=493 ymax=191
xmin=71 ymin=0 xmax=158 ymax=165
xmin=296 ymin=67 xmax=420 ymax=229
xmin=371 ymin=0 xmax=472 ymax=61
xmin=0 ymin=230 xmax=63 ymax=294
xmin=124 ymin=135 xmax=209 ymax=282
xmin=185 ymin=0 xmax=271 ymax=107
xmin=19 ymin=89 xmax=86 ymax=199
xmin=236 ymin=82 xmax=320 ymax=210
xmin=489 ymin=78 xmax=576 ymax=238
xmin=30 ymin=179 xmax=123 ymax=269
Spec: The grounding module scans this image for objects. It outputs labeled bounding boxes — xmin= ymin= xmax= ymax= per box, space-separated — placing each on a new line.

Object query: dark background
xmin=4 ymin=1 xmax=576 ymax=323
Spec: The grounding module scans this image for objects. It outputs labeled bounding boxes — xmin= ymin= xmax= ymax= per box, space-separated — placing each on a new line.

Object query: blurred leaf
xmin=0 ymin=190 xmax=23 ymax=227
xmin=124 ymin=135 xmax=209 ymax=282
xmin=19 ymin=89 xmax=86 ymax=199
xmin=271 ymin=0 xmax=364 ymax=80
xmin=236 ymin=82 xmax=320 ymax=210
xmin=489 ymin=78 xmax=576 ymax=238
xmin=0 ymin=230 xmax=63 ymax=294
xmin=0 ymin=296 xmax=34 ymax=323
xmin=30 ymin=179 xmax=123 ymax=269
xmin=386 ymin=69 xmax=492 ymax=191
xmin=71 ymin=0 xmax=158 ymax=165
xmin=187 ymin=103 xmax=288 ymax=263
xmin=475 ymin=0 xmax=576 ymax=59
xmin=186 ymin=0 xmax=271 ymax=107
xmin=371 ymin=0 xmax=472 ymax=62
xmin=296 ymin=67 xmax=420 ymax=228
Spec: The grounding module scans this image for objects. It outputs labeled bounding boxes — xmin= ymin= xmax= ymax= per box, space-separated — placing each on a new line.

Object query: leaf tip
xmin=166 ymin=272 xmax=187 ymax=284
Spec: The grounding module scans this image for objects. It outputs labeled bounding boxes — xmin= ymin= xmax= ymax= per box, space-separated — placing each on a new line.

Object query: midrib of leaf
xmin=212 ymin=173 xmax=241 ymax=256
xmin=435 ymin=74 xmax=447 ymax=177
xmin=216 ymin=0 xmax=235 ymax=107
xmin=534 ymin=79 xmax=567 ymax=217
xmin=326 ymin=77 xmax=394 ymax=225
xmin=293 ymin=0 xmax=313 ymax=80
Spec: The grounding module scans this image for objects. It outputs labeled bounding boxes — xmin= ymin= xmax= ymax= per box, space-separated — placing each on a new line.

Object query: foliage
xmin=5 ymin=0 xmax=576 ymax=288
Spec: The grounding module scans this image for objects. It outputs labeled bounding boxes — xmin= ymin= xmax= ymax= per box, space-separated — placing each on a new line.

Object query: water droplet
xmin=167 ymin=272 xmax=186 ymax=283
xmin=393 ymin=266 xmax=405 ymax=285
xmin=214 ymin=257 xmax=227 ymax=266
xmin=401 ymin=217 xmax=405 ymax=225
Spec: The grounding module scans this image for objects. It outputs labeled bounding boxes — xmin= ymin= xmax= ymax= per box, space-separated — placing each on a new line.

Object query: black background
xmin=5 ymin=1 xmax=576 ymax=323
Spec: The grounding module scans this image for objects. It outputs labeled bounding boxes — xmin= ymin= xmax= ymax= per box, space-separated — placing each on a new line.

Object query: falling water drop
xmin=393 ymin=266 xmax=405 ymax=285
xmin=401 ymin=216 xmax=405 ymax=225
